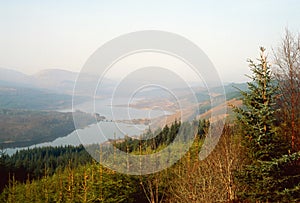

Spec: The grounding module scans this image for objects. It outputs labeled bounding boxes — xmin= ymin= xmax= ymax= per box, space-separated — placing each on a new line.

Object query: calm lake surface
xmin=6 ymin=98 xmax=171 ymax=155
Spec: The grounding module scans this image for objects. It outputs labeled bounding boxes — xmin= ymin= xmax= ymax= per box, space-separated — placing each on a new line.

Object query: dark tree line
xmin=0 ymin=145 xmax=93 ymax=193
xmin=115 ymin=119 xmax=209 ymax=153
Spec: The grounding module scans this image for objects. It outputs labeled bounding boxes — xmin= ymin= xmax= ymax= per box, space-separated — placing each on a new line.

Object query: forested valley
xmin=0 ymin=30 xmax=300 ymax=202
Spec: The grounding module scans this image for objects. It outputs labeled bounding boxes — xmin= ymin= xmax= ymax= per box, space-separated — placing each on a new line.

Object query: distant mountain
xmin=0 ymin=68 xmax=82 ymax=94
xmin=211 ymin=82 xmax=248 ymax=94
xmin=0 ymin=85 xmax=78 ymax=110
xmin=0 ymin=67 xmax=121 ymax=110
xmin=34 ymin=69 xmax=78 ymax=79
xmin=168 ymin=82 xmax=247 ymax=105
xmin=0 ymin=67 xmax=248 ymax=111
xmin=0 ymin=68 xmax=117 ymax=96
xmin=33 ymin=69 xmax=78 ymax=94
xmin=0 ymin=68 xmax=87 ymax=110
xmin=0 ymin=68 xmax=34 ymax=88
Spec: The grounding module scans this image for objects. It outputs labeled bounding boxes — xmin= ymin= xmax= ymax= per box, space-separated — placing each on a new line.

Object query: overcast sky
xmin=0 ymin=0 xmax=299 ymax=83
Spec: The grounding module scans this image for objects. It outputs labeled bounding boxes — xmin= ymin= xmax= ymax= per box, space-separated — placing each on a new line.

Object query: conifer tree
xmin=234 ymin=47 xmax=284 ymax=160
xmin=235 ymin=47 xmax=300 ymax=202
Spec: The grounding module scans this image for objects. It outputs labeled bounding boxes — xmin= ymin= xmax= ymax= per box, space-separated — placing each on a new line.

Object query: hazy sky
xmin=0 ymin=0 xmax=299 ymax=82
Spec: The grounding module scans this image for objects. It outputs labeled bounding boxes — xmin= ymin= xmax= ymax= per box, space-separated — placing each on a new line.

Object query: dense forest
xmin=0 ymin=145 xmax=93 ymax=193
xmin=0 ymin=119 xmax=209 ymax=202
xmin=0 ymin=30 xmax=300 ymax=202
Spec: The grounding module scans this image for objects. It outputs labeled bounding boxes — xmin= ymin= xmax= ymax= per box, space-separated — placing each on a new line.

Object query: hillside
xmin=0 ymin=68 xmax=117 ymax=96
xmin=197 ymin=98 xmax=242 ymax=122
xmin=0 ymin=86 xmax=78 ymax=110
xmin=0 ymin=109 xmax=97 ymax=148
xmin=0 ymin=68 xmax=77 ymax=93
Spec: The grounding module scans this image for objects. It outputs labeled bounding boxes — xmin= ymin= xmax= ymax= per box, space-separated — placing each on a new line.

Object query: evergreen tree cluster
xmin=0 ymin=119 xmax=209 ymax=202
xmin=0 ymin=145 xmax=93 ymax=193
xmin=234 ymin=47 xmax=300 ymax=202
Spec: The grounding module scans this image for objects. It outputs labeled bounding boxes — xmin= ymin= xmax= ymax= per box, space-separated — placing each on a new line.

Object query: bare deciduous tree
xmin=273 ymin=28 xmax=300 ymax=151
xmin=168 ymin=123 xmax=245 ymax=202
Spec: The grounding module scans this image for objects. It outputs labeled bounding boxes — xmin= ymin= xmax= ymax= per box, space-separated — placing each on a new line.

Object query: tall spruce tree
xmin=235 ymin=47 xmax=285 ymax=161
xmin=235 ymin=47 xmax=300 ymax=202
